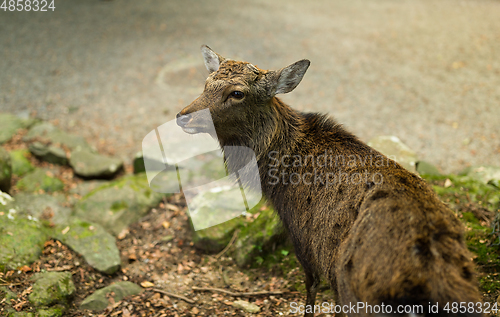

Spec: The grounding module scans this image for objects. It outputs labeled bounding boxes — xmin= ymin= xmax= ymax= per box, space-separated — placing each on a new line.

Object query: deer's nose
xmin=176 ymin=112 xmax=192 ymax=127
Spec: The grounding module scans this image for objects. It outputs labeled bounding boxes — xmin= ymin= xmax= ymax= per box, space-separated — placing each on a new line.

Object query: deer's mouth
xmin=176 ymin=112 xmax=214 ymax=135
xmin=181 ymin=126 xmax=201 ymax=134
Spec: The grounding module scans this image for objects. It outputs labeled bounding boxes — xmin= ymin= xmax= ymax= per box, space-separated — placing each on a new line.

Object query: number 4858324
xmin=1 ymin=0 xmax=55 ymax=11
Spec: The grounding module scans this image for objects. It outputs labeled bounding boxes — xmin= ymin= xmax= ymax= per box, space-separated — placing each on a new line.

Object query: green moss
xmin=0 ymin=286 xmax=17 ymax=302
xmin=479 ymin=274 xmax=500 ymax=293
xmin=462 ymin=212 xmax=479 ymax=225
xmin=0 ymin=217 xmax=48 ymax=270
xmin=110 ymin=201 xmax=128 ymax=213
xmin=16 ymin=169 xmax=64 ymax=193
xmin=10 ymin=150 xmax=35 ymax=176
xmin=422 ymin=174 xmax=500 ymax=301
xmin=423 ymin=174 xmax=500 ymax=212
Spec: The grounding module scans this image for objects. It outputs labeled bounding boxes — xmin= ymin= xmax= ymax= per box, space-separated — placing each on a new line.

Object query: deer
xmin=176 ymin=45 xmax=484 ymax=316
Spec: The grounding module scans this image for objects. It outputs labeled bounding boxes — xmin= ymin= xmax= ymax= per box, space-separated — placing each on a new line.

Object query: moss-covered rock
xmin=51 ymin=219 xmax=121 ymax=274
xmin=23 ymin=122 xmax=93 ymax=165
xmin=69 ymin=150 xmax=123 ymax=179
xmin=186 ymin=186 xmax=248 ymax=231
xmin=9 ymin=149 xmax=35 ymax=177
xmin=12 ymin=192 xmax=72 ymax=226
xmin=0 ymin=207 xmax=48 ymax=270
xmin=79 ymin=281 xmax=143 ymax=311
xmin=0 ymin=146 xmax=12 ymax=192
xmin=232 ymin=204 xmax=283 ymax=267
xmin=74 ymin=173 xmax=165 ymax=235
xmin=462 ymin=166 xmax=500 ymax=187
xmin=0 ymin=113 xmax=35 ymax=144
xmin=16 ymin=169 xmax=64 ymax=193
xmin=37 ymin=305 xmax=66 ymax=317
xmin=416 ymin=160 xmax=441 ymax=176
xmin=192 ymin=216 xmax=244 ymax=253
xmin=368 ymin=135 xmax=418 ymax=173
xmin=28 ymin=272 xmax=75 ymax=307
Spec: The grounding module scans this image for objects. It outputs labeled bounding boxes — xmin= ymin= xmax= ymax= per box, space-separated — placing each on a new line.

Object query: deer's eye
xmin=229 ymin=91 xmax=245 ymax=99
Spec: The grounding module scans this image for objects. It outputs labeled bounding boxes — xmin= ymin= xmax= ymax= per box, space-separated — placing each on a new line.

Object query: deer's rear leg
xmin=304 ymin=269 xmax=320 ymax=317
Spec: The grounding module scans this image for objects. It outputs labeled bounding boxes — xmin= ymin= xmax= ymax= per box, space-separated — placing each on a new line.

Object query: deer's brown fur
xmin=177 ymin=46 xmax=483 ymax=316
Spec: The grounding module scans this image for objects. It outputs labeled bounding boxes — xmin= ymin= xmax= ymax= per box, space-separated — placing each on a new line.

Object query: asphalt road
xmin=1 ymin=0 xmax=499 ymax=173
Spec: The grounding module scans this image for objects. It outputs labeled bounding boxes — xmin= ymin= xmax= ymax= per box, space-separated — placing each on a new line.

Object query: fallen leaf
xmin=61 ymin=226 xmax=70 ymax=235
xmin=141 ymin=281 xmax=155 ymax=288
xmin=444 ymin=179 xmax=452 ymax=188
xmin=19 ymin=265 xmax=32 ymax=273
xmin=118 ymin=228 xmax=129 ymax=240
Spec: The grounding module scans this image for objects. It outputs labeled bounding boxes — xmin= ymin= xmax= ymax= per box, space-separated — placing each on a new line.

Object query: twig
xmin=0 ymin=282 xmax=23 ymax=286
xmin=46 ymin=265 xmax=73 ymax=272
xmin=151 ymin=288 xmax=195 ymax=304
xmin=214 ymin=229 xmax=239 ymax=259
xmin=192 ymin=286 xmax=285 ymax=297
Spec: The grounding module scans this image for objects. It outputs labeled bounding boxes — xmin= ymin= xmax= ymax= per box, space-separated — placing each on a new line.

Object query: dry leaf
xmin=19 ymin=265 xmax=32 ymax=273
xmin=444 ymin=179 xmax=452 ymax=188
xmin=140 ymin=281 xmax=155 ymax=288
xmin=61 ymin=226 xmax=70 ymax=235
xmin=118 ymin=228 xmax=129 ymax=240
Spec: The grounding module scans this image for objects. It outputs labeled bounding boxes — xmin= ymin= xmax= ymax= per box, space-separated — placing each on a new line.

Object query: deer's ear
xmin=269 ymin=59 xmax=310 ymax=95
xmin=201 ymin=45 xmax=225 ymax=73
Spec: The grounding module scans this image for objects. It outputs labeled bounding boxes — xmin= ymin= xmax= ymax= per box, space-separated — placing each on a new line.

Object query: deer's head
xmin=177 ymin=45 xmax=310 ymax=148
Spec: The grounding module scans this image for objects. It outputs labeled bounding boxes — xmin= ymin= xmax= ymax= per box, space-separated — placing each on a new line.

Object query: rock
xmin=0 ymin=113 xmax=34 ymax=144
xmin=368 ymin=135 xmax=418 ymax=173
xmin=69 ymin=149 xmax=123 ymax=179
xmin=23 ymin=122 xmax=93 ymax=165
xmin=52 ymin=219 xmax=121 ymax=274
xmin=133 ymin=151 xmax=146 ymax=174
xmin=37 ymin=305 xmax=65 ymax=317
xmin=9 ymin=149 xmax=35 ymax=176
xmin=232 ymin=300 xmax=261 ymax=313
xmin=0 ymin=146 xmax=12 ymax=192
xmin=28 ymin=141 xmax=68 ymax=165
xmin=7 ymin=312 xmax=35 ymax=317
xmin=28 ymin=272 xmax=75 ymax=307
xmin=192 ymin=217 xmax=243 ymax=253
xmin=12 ymin=192 xmax=72 ymax=225
xmin=186 ymin=185 xmax=251 ymax=231
xmin=416 ymin=161 xmax=441 ymax=176
xmin=0 ymin=204 xmax=48 ymax=270
xmin=69 ymin=180 xmax=109 ymax=197
xmin=16 ymin=169 xmax=64 ymax=193
xmin=79 ymin=281 xmax=143 ymax=311
xmin=147 ymin=169 xmax=180 ymax=194
xmin=464 ymin=166 xmax=500 ymax=187
xmin=74 ymin=173 xmax=165 ymax=235
xmin=233 ymin=205 xmax=283 ymax=268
